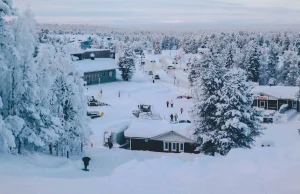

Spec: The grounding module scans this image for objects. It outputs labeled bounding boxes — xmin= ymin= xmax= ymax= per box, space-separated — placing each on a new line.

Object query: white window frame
xmin=260 ymin=101 xmax=265 ymax=108
xmin=163 ymin=142 xmax=169 ymax=151
xmin=179 ymin=143 xmax=184 ymax=152
xmin=292 ymin=100 xmax=297 ymax=109
xmin=172 ymin=142 xmax=177 ymax=152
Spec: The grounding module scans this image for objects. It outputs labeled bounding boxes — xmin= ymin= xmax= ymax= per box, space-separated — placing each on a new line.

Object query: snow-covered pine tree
xmin=266 ymin=43 xmax=279 ymax=85
xmin=278 ymin=50 xmax=299 ymax=86
xmin=49 ymin=41 xmax=91 ymax=155
xmin=0 ymin=97 xmax=15 ymax=153
xmin=216 ymin=68 xmax=264 ymax=155
xmin=118 ymin=44 xmax=136 ymax=81
xmin=225 ymin=45 xmax=234 ymax=69
xmin=188 ymin=57 xmax=199 ymax=87
xmin=247 ymin=47 xmax=260 ymax=83
xmin=154 ymin=40 xmax=161 ymax=54
xmin=259 ymin=44 xmax=269 ymax=85
xmin=190 ymin=49 xmax=227 ymax=156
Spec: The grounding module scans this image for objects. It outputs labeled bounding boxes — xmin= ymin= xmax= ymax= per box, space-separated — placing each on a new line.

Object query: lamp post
xmin=141 ymin=54 xmax=145 ymax=73
xmin=99 ymin=77 xmax=101 ymax=98
xmin=172 ymin=61 xmax=178 ymax=84
xmin=151 ymin=60 xmax=156 ymax=79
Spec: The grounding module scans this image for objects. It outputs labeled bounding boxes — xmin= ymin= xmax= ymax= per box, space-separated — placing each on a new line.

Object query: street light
xmin=172 ymin=61 xmax=178 ymax=84
xmin=151 ymin=60 xmax=156 ymax=79
xmin=141 ymin=54 xmax=145 ymax=73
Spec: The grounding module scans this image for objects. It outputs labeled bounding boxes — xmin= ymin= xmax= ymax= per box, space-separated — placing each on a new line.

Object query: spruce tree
xmin=190 ymin=50 xmax=226 ymax=156
xmin=217 ymin=68 xmax=264 ymax=155
xmin=247 ymin=47 xmax=260 ymax=82
xmin=118 ymin=44 xmax=136 ymax=81
xmin=267 ymin=43 xmax=279 ymax=85
xmin=279 ymin=50 xmax=299 ymax=86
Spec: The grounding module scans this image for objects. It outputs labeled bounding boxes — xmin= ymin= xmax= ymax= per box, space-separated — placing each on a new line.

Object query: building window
xmin=292 ymin=100 xmax=297 ymax=108
xmin=172 ymin=143 xmax=177 ymax=152
xmin=164 ymin=142 xmax=169 ymax=151
xmin=260 ymin=101 xmax=265 ymax=108
xmin=179 ymin=143 xmax=184 ymax=152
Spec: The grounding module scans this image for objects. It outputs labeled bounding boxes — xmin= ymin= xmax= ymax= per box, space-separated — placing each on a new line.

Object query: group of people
xmin=170 ymin=113 xmax=178 ymax=122
xmin=166 ymin=100 xmax=174 ymax=108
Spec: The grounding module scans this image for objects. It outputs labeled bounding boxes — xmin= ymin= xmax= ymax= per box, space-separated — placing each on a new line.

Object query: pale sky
xmin=13 ymin=0 xmax=300 ymax=29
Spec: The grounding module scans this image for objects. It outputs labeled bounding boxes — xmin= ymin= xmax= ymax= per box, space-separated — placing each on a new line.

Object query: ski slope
xmin=1 ymin=51 xmax=300 ymax=194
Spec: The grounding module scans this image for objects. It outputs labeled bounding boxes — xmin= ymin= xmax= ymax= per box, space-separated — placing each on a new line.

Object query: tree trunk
xmin=67 ymin=151 xmax=69 ymax=158
xmin=18 ymin=140 xmax=21 ymax=154
xmin=81 ymin=143 xmax=83 ymax=153
xmin=56 ymin=141 xmax=58 ymax=156
xmin=49 ymin=144 xmax=52 ymax=155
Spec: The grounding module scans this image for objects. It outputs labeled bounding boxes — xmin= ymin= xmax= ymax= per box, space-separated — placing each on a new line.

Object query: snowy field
xmin=1 ymin=52 xmax=300 ymax=194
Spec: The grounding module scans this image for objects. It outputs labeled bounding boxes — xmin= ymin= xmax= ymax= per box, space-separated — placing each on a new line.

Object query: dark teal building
xmin=74 ymin=58 xmax=119 ymax=85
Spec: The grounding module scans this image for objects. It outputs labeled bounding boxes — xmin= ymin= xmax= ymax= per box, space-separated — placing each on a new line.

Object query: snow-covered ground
xmin=1 ymin=51 xmax=300 ymax=194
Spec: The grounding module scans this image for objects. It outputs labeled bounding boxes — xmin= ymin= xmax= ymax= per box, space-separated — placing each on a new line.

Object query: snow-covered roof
xmin=125 ymin=120 xmax=193 ymax=140
xmin=70 ymin=48 xmax=110 ymax=55
xmin=253 ymin=86 xmax=299 ymax=99
xmin=74 ymin=58 xmax=119 ymax=73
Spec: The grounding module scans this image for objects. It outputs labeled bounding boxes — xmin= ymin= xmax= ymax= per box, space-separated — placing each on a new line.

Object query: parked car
xmin=154 ymin=75 xmax=160 ymax=79
xmin=148 ymin=71 xmax=153 ymax=75
xmin=167 ymin=66 xmax=175 ymax=69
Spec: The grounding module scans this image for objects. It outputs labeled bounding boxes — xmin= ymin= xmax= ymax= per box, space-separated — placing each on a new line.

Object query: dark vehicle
xmin=263 ymin=117 xmax=273 ymax=123
xmin=177 ymin=95 xmax=192 ymax=99
xmin=87 ymin=96 xmax=110 ymax=106
xmin=178 ymin=120 xmax=191 ymax=123
xmin=167 ymin=66 xmax=175 ymax=69
xmin=148 ymin=71 xmax=153 ymax=75
xmin=87 ymin=111 xmax=103 ymax=119
xmin=87 ymin=96 xmax=100 ymax=106
xmin=132 ymin=104 xmax=152 ymax=118
xmin=154 ymin=75 xmax=160 ymax=80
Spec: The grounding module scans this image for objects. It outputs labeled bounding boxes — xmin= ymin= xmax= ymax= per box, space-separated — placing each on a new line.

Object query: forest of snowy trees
xmin=40 ymin=24 xmax=300 ymax=87
xmin=0 ymin=1 xmax=91 ymax=155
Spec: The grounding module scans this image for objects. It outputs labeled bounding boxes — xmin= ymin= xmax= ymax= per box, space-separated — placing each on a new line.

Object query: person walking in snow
xmin=170 ymin=114 xmax=174 ymax=122
xmin=170 ymin=100 xmax=174 ymax=108
xmin=180 ymin=108 xmax=183 ymax=114
xmin=108 ymin=139 xmax=113 ymax=149
xmin=174 ymin=113 xmax=178 ymax=122
xmin=166 ymin=101 xmax=169 ymax=107
xmin=153 ymin=79 xmax=155 ymax=83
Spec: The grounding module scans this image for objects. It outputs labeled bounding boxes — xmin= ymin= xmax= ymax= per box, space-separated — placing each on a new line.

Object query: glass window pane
xmin=180 ymin=143 xmax=184 ymax=150
xmin=173 ymin=143 xmax=176 ymax=150
xmin=164 ymin=142 xmax=168 ymax=149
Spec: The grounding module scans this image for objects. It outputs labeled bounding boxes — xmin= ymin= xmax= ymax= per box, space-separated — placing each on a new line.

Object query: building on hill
xmin=252 ymin=86 xmax=300 ymax=112
xmin=74 ymin=58 xmax=119 ymax=84
xmin=71 ymin=49 xmax=111 ymax=60
xmin=80 ymin=36 xmax=93 ymax=49
xmin=124 ymin=120 xmax=197 ymax=153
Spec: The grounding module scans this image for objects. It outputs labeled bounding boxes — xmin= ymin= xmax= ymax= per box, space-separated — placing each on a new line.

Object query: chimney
xmin=90 ymin=53 xmax=95 ymax=60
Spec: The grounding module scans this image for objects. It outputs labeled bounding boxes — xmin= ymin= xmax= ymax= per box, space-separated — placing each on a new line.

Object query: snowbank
xmin=1 ymin=145 xmax=300 ymax=194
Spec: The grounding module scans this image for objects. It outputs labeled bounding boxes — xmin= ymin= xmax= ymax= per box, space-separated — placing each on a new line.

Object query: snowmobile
xmin=87 ymin=111 xmax=104 ymax=119
xmin=132 ymin=104 xmax=152 ymax=118
xmin=132 ymin=105 xmax=161 ymax=120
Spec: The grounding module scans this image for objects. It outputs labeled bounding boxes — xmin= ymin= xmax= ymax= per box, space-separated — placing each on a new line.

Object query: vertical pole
xmin=18 ymin=139 xmax=21 ymax=155
xmin=67 ymin=151 xmax=69 ymax=158
xmin=81 ymin=143 xmax=83 ymax=153
xmin=56 ymin=141 xmax=59 ymax=156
